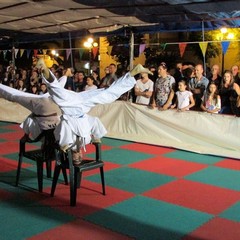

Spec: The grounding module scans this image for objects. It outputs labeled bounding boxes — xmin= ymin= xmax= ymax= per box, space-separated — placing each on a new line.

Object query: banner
xmin=139 ymin=44 xmax=146 ymax=55
xmin=221 ymin=41 xmax=230 ymax=55
xmin=199 ymin=42 xmax=208 ymax=57
xmin=179 ymin=43 xmax=187 ymax=57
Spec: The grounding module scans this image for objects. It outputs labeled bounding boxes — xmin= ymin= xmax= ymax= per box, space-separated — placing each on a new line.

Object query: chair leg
xmin=51 ymin=165 xmax=62 ymax=196
xmin=46 ymin=160 xmax=52 ymax=178
xmin=100 ymin=167 xmax=106 ymax=195
xmin=69 ymin=167 xmax=78 ymax=207
xmin=62 ymin=167 xmax=68 ymax=185
xmin=36 ymin=161 xmax=44 ymax=192
xmin=16 ymin=155 xmax=23 ymax=187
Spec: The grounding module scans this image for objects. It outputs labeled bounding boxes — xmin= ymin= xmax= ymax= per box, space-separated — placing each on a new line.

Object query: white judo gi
xmin=0 ymin=83 xmax=61 ymax=138
xmin=43 ymin=71 xmax=136 ymax=150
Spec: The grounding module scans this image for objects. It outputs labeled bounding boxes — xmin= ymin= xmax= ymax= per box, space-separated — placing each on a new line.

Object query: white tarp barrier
xmin=0 ymin=99 xmax=239 ymax=159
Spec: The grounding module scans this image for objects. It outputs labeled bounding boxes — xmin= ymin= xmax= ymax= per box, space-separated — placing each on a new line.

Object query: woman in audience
xmin=84 ymin=76 xmax=98 ymax=91
xmin=218 ymin=70 xmax=234 ymax=115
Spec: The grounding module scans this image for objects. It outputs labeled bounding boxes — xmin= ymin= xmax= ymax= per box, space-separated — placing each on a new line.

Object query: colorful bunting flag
xmin=179 ymin=43 xmax=187 ymax=57
xmin=20 ymin=49 xmax=25 ymax=57
xmin=14 ymin=48 xmax=19 ymax=58
xmin=26 ymin=49 xmax=31 ymax=59
xmin=221 ymin=41 xmax=230 ymax=55
xmin=199 ymin=42 xmax=208 ymax=57
xmin=107 ymin=45 xmax=113 ymax=55
xmin=92 ymin=47 xmax=98 ymax=59
xmin=66 ymin=49 xmax=71 ymax=60
xmin=139 ymin=44 xmax=146 ymax=55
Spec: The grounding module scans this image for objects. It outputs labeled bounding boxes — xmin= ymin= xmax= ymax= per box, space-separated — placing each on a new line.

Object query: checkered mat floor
xmin=1 ymin=121 xmax=240 ymax=240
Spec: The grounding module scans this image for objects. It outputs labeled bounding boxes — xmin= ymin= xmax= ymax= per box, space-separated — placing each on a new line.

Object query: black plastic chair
xmin=16 ymin=129 xmax=68 ymax=192
xmin=51 ymin=142 xmax=105 ymax=206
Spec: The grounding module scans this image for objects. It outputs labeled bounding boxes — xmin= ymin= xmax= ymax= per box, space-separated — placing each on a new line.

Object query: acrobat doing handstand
xmin=36 ymin=58 xmax=152 ymax=165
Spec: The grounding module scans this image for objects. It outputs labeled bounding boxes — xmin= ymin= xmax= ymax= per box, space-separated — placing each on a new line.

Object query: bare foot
xmin=130 ymin=64 xmax=153 ymax=77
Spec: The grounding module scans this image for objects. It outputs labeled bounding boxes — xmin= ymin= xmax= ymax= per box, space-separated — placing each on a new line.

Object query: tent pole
xmin=68 ymin=32 xmax=73 ymax=68
xmin=202 ymin=21 xmax=206 ymax=74
xmin=127 ymin=31 xmax=134 ymax=102
xmin=129 ymin=31 xmax=134 ymax=70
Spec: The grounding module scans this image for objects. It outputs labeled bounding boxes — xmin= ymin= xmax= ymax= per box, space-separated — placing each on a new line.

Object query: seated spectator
xmin=201 ymin=82 xmax=221 ymax=113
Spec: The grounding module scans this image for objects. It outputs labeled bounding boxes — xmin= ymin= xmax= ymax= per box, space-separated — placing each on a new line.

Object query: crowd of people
xmin=0 ymin=59 xmax=240 ymax=117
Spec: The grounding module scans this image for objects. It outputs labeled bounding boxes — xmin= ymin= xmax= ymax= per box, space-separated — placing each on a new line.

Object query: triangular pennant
xmin=3 ymin=50 xmax=7 ymax=59
xmin=14 ymin=48 xmax=19 ymax=58
xmin=79 ymin=49 xmax=84 ymax=60
xmin=66 ymin=49 xmax=71 ymax=60
xmin=92 ymin=47 xmax=98 ymax=59
xmin=33 ymin=49 xmax=38 ymax=57
xmin=139 ymin=44 xmax=146 ymax=55
xmin=42 ymin=49 xmax=47 ymax=55
xmin=199 ymin=42 xmax=208 ymax=57
xmin=160 ymin=43 xmax=167 ymax=50
xmin=179 ymin=43 xmax=187 ymax=58
xmin=20 ymin=49 xmax=25 ymax=57
xmin=221 ymin=41 xmax=230 ymax=55
xmin=26 ymin=49 xmax=32 ymax=58
xmin=107 ymin=45 xmax=113 ymax=55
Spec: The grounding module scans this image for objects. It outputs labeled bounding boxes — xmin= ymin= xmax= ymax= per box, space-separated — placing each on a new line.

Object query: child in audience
xmin=171 ymin=79 xmax=195 ymax=111
xmin=201 ymin=82 xmax=221 ymax=113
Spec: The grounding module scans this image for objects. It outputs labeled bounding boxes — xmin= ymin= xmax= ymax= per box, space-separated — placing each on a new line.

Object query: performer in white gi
xmin=37 ymin=58 xmax=152 ymax=164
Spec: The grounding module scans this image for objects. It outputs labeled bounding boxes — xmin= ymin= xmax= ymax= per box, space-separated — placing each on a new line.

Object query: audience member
xmin=171 ymin=79 xmax=195 ymax=111
xmin=200 ymin=82 xmax=221 ymax=113
xmin=100 ymin=63 xmax=118 ymax=88
xmin=189 ymin=64 xmax=209 ymax=110
xmin=84 ymin=76 xmax=98 ymax=91
xmin=150 ymin=62 xmax=175 ymax=110
xmin=134 ymin=68 xmax=154 ymax=105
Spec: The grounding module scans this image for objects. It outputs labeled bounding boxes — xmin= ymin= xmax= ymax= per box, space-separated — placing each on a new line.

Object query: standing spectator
xmin=150 ymin=62 xmax=175 ymax=110
xmin=16 ymin=79 xmax=27 ymax=92
xmin=92 ymin=70 xmax=101 ymax=87
xmin=84 ymin=76 xmax=98 ymax=91
xmin=219 ymin=70 xmax=234 ymax=115
xmin=189 ymin=64 xmax=209 ymax=110
xmin=171 ymin=80 xmax=195 ymax=111
xmin=100 ymin=63 xmax=118 ymax=88
xmin=231 ymin=65 xmax=240 ymax=85
xmin=39 ymin=83 xmax=48 ymax=95
xmin=201 ymin=82 xmax=221 ymax=113
xmin=134 ymin=68 xmax=154 ymax=105
xmin=208 ymin=64 xmax=221 ymax=90
xmin=74 ymin=71 xmax=86 ymax=92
